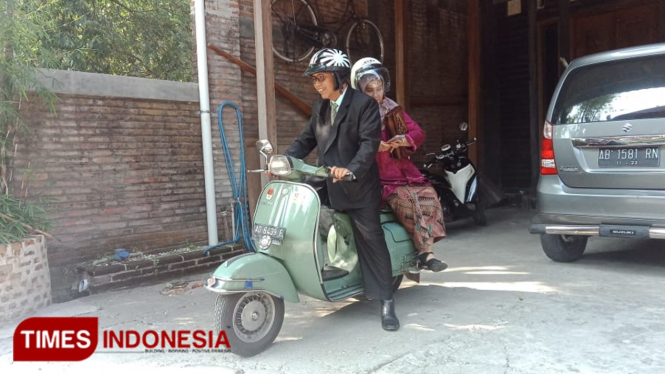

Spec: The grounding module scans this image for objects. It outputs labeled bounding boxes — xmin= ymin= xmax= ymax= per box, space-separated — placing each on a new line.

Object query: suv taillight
xmin=540 ymin=120 xmax=557 ymax=175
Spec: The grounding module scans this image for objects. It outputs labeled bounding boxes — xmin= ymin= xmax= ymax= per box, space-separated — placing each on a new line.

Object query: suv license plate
xmin=252 ymin=224 xmax=286 ymax=245
xmin=598 ymin=147 xmax=660 ymax=167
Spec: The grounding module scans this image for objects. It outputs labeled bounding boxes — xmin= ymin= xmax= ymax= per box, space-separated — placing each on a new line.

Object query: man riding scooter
xmin=282 ymin=48 xmax=400 ymax=332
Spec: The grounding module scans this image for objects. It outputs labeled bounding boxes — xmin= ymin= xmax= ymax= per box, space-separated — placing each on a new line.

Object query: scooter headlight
xmin=269 ymin=155 xmax=292 ymax=176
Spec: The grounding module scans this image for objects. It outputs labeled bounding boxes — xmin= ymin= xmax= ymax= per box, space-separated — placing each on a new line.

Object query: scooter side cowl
xmin=206 ymin=253 xmax=299 ymax=303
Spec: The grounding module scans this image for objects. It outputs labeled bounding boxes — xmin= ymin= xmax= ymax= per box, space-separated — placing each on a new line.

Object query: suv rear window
xmin=552 ymin=55 xmax=665 ymax=125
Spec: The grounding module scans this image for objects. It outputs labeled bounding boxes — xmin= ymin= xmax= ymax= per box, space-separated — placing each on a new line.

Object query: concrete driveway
xmin=2 ymin=206 xmax=665 ymax=374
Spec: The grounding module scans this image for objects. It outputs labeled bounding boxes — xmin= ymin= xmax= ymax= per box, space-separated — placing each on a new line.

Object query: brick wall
xmin=76 ymin=244 xmax=242 ymax=295
xmin=369 ymin=0 xmax=469 ymax=162
xmin=19 ymin=95 xmax=208 ymax=263
xmin=203 ymin=0 xmax=247 ymax=206
xmin=0 ymin=236 xmax=51 ymax=324
xmin=14 ymin=70 xmax=231 ymax=302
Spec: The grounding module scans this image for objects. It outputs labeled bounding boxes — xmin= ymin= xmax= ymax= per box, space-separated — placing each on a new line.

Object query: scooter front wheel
xmin=214 ymin=291 xmax=285 ymax=357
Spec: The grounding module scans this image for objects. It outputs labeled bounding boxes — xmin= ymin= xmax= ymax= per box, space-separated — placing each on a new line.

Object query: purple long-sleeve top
xmin=377 ymin=110 xmax=428 ymax=200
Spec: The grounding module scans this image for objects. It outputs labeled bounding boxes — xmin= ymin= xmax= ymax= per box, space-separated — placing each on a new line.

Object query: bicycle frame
xmin=295 ymin=0 xmax=363 ymax=48
xmin=313 ymin=0 xmax=362 ymax=34
xmin=271 ymin=0 xmax=384 ymax=63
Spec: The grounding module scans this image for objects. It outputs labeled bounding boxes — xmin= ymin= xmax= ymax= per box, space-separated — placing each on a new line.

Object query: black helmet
xmin=304 ymin=48 xmax=351 ymax=90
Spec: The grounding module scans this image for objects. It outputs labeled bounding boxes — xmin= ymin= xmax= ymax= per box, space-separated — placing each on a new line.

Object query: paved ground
xmin=2 ymin=206 xmax=665 ymax=374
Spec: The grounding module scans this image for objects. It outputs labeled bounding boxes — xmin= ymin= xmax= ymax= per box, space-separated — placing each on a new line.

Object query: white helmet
xmin=350 ymin=57 xmax=391 ymax=93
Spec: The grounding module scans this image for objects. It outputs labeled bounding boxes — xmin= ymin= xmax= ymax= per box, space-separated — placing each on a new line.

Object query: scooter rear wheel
xmin=214 ymin=291 xmax=285 ymax=357
xmin=472 ymin=201 xmax=487 ymax=226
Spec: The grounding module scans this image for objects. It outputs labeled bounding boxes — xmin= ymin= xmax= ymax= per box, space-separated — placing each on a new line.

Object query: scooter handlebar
xmin=324 ymin=166 xmax=357 ymax=182
xmin=340 ymin=173 xmax=357 ymax=182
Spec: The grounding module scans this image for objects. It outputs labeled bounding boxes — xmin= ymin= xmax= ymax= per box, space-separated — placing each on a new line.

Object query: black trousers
xmin=346 ymin=199 xmax=393 ymax=301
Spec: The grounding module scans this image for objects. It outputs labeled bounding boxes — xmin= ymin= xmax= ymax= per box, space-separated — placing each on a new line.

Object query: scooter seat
xmin=380 ymin=208 xmax=397 ymax=224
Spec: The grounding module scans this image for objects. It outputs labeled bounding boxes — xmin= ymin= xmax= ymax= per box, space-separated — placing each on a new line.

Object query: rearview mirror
xmin=459 ymin=122 xmax=469 ymax=132
xmin=255 ymin=139 xmax=274 ymax=167
xmin=256 ymin=139 xmax=274 ymax=155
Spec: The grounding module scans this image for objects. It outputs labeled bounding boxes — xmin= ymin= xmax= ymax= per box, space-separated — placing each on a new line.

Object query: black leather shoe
xmin=381 ymin=299 xmax=400 ymax=331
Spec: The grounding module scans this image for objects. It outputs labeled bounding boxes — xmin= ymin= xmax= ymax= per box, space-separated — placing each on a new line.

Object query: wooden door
xmin=572 ymin=2 xmax=660 ymax=59
xmin=615 ymin=4 xmax=659 ymax=49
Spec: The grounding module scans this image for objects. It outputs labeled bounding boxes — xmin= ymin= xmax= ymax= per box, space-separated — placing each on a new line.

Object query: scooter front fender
xmin=205 ymin=253 xmax=299 ymax=303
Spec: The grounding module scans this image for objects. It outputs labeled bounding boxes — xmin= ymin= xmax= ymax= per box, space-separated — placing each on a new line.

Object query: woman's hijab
xmin=359 ymin=74 xmax=399 ymax=125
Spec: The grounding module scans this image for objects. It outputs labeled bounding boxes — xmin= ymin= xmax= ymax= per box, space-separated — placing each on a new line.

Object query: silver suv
xmin=530 ymin=43 xmax=665 ymax=262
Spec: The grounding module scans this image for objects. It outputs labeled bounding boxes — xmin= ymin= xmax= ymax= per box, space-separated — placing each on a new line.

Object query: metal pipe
xmin=221 ymin=208 xmax=229 ymax=242
xmin=230 ymin=202 xmax=235 ymax=241
xmin=649 ymin=227 xmax=665 ymax=239
xmin=545 ymin=226 xmax=600 ymax=236
xmin=534 ymin=223 xmax=665 ymax=239
xmin=194 ymin=0 xmax=218 ymax=245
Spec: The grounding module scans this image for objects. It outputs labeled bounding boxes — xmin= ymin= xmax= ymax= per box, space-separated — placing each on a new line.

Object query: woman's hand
xmin=389 ymin=137 xmax=409 ymax=148
xmin=379 ymin=141 xmax=393 ymax=152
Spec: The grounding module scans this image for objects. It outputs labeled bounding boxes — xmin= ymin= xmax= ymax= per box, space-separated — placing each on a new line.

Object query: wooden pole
xmin=468 ymin=0 xmax=480 ymax=166
xmin=395 ymin=0 xmax=409 ymax=110
xmin=248 ymin=0 xmax=277 ymax=217
xmin=207 ymin=44 xmax=312 ymax=117
xmin=253 ymin=0 xmax=277 ymax=151
xmin=528 ymin=0 xmax=540 ymax=193
xmin=480 ymin=0 xmax=501 ymax=187
xmin=559 ymin=0 xmax=570 ymax=70
xmin=660 ymin=0 xmax=665 ymax=42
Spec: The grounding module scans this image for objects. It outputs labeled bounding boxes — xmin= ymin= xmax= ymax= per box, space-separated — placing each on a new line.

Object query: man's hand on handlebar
xmin=330 ymin=166 xmax=352 ymax=183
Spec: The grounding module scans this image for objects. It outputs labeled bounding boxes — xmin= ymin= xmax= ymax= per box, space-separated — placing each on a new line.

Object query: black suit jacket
xmin=286 ymin=88 xmax=382 ymax=210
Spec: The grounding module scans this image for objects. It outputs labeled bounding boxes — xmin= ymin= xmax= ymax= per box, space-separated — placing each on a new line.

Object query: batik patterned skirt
xmin=385 ymin=185 xmax=446 ymax=252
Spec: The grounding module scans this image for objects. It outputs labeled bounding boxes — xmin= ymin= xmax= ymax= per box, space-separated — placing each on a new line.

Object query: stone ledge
xmin=75 ymin=244 xmax=244 ymax=295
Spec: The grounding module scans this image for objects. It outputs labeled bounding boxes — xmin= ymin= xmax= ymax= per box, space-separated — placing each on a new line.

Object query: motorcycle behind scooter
xmin=419 ymin=122 xmax=487 ymax=226
xmin=205 ymin=140 xmax=420 ymax=357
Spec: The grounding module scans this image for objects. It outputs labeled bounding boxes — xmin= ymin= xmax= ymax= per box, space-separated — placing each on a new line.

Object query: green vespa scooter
xmin=206 ymin=140 xmax=419 ymax=357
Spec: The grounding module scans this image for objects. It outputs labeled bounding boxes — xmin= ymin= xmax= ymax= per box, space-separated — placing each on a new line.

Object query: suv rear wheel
xmin=541 ymin=234 xmax=588 ymax=262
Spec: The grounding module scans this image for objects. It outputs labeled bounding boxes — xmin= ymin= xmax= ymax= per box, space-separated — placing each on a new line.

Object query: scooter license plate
xmin=252 ymin=224 xmax=286 ymax=245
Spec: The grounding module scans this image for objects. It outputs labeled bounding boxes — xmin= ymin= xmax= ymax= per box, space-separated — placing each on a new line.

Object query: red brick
xmin=111 ymin=270 xmax=142 ymax=281
xmin=154 ymin=255 xmax=184 ymax=266
xmin=181 ymin=251 xmax=206 ymax=261
xmin=89 ymin=264 xmax=127 ymax=276
xmin=169 ymin=260 xmax=197 ymax=270
xmin=197 ymin=255 xmax=221 ymax=265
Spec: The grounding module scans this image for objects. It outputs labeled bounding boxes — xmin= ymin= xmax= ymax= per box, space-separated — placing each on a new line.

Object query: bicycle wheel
xmin=271 ymin=0 xmax=318 ymax=63
xmin=345 ymin=19 xmax=384 ymax=63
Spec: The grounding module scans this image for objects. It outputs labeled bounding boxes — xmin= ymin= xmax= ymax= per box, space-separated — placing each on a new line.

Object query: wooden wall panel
xmin=571 ymin=2 xmax=659 ymax=58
